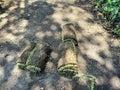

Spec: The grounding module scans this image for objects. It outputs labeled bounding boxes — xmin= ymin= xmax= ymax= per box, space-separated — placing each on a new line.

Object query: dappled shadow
xmin=0 ymin=0 xmax=74 ymax=90
xmin=77 ymin=30 xmax=120 ymax=90
xmin=0 ymin=0 xmax=60 ymax=89
xmin=0 ymin=0 xmax=120 ymax=90
xmin=0 ymin=42 xmax=20 ymax=51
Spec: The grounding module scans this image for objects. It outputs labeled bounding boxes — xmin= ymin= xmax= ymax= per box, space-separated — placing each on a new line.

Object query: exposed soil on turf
xmin=0 ymin=0 xmax=120 ymax=90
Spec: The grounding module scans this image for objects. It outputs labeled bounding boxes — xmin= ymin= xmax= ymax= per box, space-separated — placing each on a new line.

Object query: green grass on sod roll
xmin=17 ymin=63 xmax=26 ymax=69
xmin=17 ymin=42 xmax=36 ymax=69
xmin=26 ymin=65 xmax=41 ymax=73
xmin=63 ymin=37 xmax=78 ymax=47
xmin=25 ymin=43 xmax=42 ymax=72
xmin=17 ymin=42 xmax=52 ymax=73
xmin=58 ymin=39 xmax=78 ymax=77
xmin=58 ymin=64 xmax=78 ymax=77
xmin=58 ymin=64 xmax=96 ymax=90
xmin=74 ymin=74 xmax=96 ymax=90
xmin=17 ymin=51 xmax=31 ymax=69
xmin=25 ymin=43 xmax=38 ymax=65
xmin=63 ymin=38 xmax=78 ymax=54
xmin=62 ymin=23 xmax=77 ymax=42
xmin=25 ymin=42 xmax=52 ymax=73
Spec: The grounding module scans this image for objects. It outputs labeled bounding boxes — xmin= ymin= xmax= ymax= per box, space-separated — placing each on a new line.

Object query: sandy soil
xmin=0 ymin=0 xmax=120 ymax=90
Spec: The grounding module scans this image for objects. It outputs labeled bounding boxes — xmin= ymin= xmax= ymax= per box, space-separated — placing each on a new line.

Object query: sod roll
xmin=17 ymin=42 xmax=36 ymax=69
xmin=62 ymin=23 xmax=78 ymax=43
xmin=26 ymin=42 xmax=52 ymax=73
xmin=58 ymin=41 xmax=78 ymax=77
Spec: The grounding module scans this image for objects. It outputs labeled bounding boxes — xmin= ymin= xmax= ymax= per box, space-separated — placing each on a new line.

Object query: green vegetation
xmin=93 ymin=0 xmax=120 ymax=35
xmin=58 ymin=64 xmax=96 ymax=90
xmin=63 ymin=38 xmax=78 ymax=47
xmin=58 ymin=64 xmax=78 ymax=77
xmin=26 ymin=65 xmax=41 ymax=73
xmin=74 ymin=74 xmax=96 ymax=90
xmin=25 ymin=43 xmax=38 ymax=65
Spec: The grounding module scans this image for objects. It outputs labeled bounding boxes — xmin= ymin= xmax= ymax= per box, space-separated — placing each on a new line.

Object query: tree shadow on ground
xmin=0 ymin=0 xmax=120 ymax=90
xmin=0 ymin=0 xmax=60 ymax=90
xmin=0 ymin=0 xmax=71 ymax=90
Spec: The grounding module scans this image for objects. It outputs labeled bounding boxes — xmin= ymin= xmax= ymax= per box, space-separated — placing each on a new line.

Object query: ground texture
xmin=0 ymin=0 xmax=120 ymax=90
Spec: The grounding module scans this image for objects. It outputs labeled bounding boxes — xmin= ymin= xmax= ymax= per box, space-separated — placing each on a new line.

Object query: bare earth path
xmin=0 ymin=0 xmax=120 ymax=90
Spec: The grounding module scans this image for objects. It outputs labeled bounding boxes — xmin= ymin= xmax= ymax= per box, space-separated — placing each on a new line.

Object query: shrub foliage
xmin=93 ymin=0 xmax=120 ymax=35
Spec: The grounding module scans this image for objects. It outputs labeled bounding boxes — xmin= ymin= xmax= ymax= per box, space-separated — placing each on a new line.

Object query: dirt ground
xmin=0 ymin=0 xmax=120 ymax=90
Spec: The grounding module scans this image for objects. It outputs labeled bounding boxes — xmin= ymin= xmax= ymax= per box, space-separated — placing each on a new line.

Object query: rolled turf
xmin=62 ymin=23 xmax=78 ymax=42
xmin=17 ymin=42 xmax=52 ymax=73
xmin=17 ymin=42 xmax=36 ymax=69
xmin=58 ymin=41 xmax=78 ymax=77
xmin=25 ymin=42 xmax=52 ymax=73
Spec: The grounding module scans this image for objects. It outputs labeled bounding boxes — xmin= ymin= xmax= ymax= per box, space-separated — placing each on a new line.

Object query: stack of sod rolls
xmin=58 ymin=23 xmax=78 ymax=77
xmin=17 ymin=42 xmax=52 ymax=73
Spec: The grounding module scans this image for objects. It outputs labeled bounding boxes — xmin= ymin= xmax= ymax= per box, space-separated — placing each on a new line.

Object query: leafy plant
xmin=93 ymin=0 xmax=120 ymax=35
